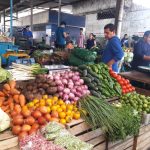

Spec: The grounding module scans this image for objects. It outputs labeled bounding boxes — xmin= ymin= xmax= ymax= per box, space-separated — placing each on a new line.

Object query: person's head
xmin=80 ymin=28 xmax=83 ymax=34
xmin=124 ymin=34 xmax=128 ymax=38
xmin=66 ymin=32 xmax=70 ymax=36
xmin=26 ymin=26 xmax=30 ymax=31
xmin=143 ymin=31 xmax=150 ymax=44
xmin=104 ymin=23 xmax=116 ymax=40
xmin=93 ymin=34 xmax=96 ymax=40
xmin=89 ymin=33 xmax=94 ymax=39
xmin=60 ymin=21 xmax=66 ymax=28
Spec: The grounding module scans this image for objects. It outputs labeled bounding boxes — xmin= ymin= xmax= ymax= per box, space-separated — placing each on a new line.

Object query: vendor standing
xmin=86 ymin=33 xmax=96 ymax=49
xmin=23 ymin=26 xmax=33 ymax=47
xmin=55 ymin=21 xmax=67 ymax=49
xmin=102 ymin=24 xmax=124 ymax=73
xmin=131 ymin=31 xmax=150 ymax=69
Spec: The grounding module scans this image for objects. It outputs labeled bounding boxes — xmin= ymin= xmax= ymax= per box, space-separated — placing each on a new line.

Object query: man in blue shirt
xmin=132 ymin=31 xmax=150 ymax=69
xmin=23 ymin=26 xmax=33 ymax=47
xmin=102 ymin=24 xmax=124 ymax=72
xmin=55 ymin=21 xmax=67 ymax=49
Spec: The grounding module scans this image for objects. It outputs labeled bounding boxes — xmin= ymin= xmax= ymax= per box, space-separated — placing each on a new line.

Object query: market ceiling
xmin=0 ymin=0 xmax=82 ymax=13
xmin=0 ymin=0 xmax=20 ymax=11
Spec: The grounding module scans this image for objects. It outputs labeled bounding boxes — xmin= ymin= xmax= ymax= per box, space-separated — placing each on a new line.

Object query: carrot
xmin=0 ymin=97 xmax=5 ymax=101
xmin=9 ymin=80 xmax=16 ymax=89
xmin=0 ymin=99 xmax=3 ymax=107
xmin=3 ymin=89 xmax=10 ymax=96
xmin=3 ymin=101 xmax=9 ymax=106
xmin=13 ymin=95 xmax=19 ymax=104
xmin=0 ymin=91 xmax=5 ymax=97
xmin=10 ymin=102 xmax=14 ymax=111
xmin=19 ymin=94 xmax=26 ymax=107
xmin=8 ymin=97 xmax=14 ymax=104
xmin=3 ymin=84 xmax=11 ymax=91
xmin=5 ymin=109 xmax=10 ymax=114
xmin=1 ymin=105 xmax=9 ymax=112
xmin=10 ymin=89 xmax=20 ymax=95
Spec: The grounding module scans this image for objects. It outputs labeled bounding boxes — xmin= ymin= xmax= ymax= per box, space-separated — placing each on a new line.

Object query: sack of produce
xmin=69 ymin=54 xmax=94 ymax=66
xmin=0 ymin=108 xmax=10 ymax=132
xmin=72 ymin=48 xmax=97 ymax=62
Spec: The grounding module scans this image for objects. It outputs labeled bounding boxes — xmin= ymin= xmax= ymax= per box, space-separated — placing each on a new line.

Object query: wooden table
xmin=120 ymin=71 xmax=150 ymax=84
xmin=120 ymin=71 xmax=150 ymax=96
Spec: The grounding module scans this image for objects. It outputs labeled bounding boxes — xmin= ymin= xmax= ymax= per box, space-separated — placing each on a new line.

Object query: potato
xmin=26 ymin=85 xmax=33 ymax=91
xmin=49 ymin=82 xmax=56 ymax=87
xmin=47 ymin=87 xmax=57 ymax=95
xmin=42 ymin=84 xmax=49 ymax=89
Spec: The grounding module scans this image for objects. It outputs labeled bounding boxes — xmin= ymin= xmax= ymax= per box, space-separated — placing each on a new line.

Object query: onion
xmin=75 ymin=72 xmax=80 ymax=76
xmin=75 ymin=81 xmax=81 ymax=86
xmin=63 ymin=94 xmax=69 ymax=100
xmin=79 ymin=79 xmax=84 ymax=84
xmin=59 ymin=92 xmax=63 ymax=97
xmin=62 ymin=79 xmax=68 ymax=85
xmin=64 ymin=88 xmax=70 ymax=94
xmin=54 ymin=75 xmax=60 ymax=80
xmin=77 ymin=87 xmax=82 ymax=92
xmin=68 ymin=72 xmax=73 ymax=78
xmin=69 ymin=93 xmax=75 ymax=99
xmin=71 ymin=89 xmax=76 ymax=93
xmin=58 ymin=86 xmax=64 ymax=92
xmin=74 ymin=97 xmax=79 ymax=101
xmin=55 ymin=80 xmax=62 ymax=85
xmin=72 ymin=76 xmax=80 ymax=81
xmin=82 ymin=90 xmax=88 ymax=95
xmin=75 ymin=92 xmax=82 ymax=97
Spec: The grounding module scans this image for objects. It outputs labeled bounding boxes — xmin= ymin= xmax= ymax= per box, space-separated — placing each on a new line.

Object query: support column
xmin=3 ymin=10 xmax=5 ymax=32
xmin=30 ymin=0 xmax=33 ymax=31
xmin=115 ymin=0 xmax=124 ymax=38
xmin=58 ymin=0 xmax=62 ymax=26
xmin=10 ymin=0 xmax=13 ymax=37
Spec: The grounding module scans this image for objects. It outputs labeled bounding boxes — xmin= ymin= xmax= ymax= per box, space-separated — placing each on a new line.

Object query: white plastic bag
xmin=0 ymin=108 xmax=10 ymax=132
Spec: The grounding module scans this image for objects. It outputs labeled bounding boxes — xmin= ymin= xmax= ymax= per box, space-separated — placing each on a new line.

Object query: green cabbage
xmin=0 ymin=68 xmax=12 ymax=83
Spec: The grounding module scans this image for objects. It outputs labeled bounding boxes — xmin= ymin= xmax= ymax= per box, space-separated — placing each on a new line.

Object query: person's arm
xmin=107 ymin=38 xmax=124 ymax=68
xmin=63 ymin=32 xmax=67 ymax=38
xmin=143 ymin=55 xmax=150 ymax=61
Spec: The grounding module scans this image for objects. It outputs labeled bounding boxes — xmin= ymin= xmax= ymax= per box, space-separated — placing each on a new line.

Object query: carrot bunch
xmin=0 ymin=80 xmax=26 ymax=116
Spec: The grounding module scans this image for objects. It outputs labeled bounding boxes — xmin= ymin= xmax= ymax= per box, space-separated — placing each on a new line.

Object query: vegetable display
xmin=51 ymin=71 xmax=90 ymax=103
xmin=69 ymin=48 xmax=96 ymax=66
xmin=0 ymin=68 xmax=12 ymax=83
xmin=9 ymin=63 xmax=48 ymax=81
xmin=79 ymin=96 xmax=141 ymax=141
xmin=0 ymin=80 xmax=26 ymax=116
xmin=77 ymin=63 xmax=121 ymax=98
xmin=44 ymin=122 xmax=93 ymax=150
xmin=19 ymin=132 xmax=65 ymax=150
xmin=109 ymin=69 xmax=135 ymax=94
xmin=20 ymin=74 xmax=58 ymax=101
xmin=11 ymin=95 xmax=80 ymax=140
xmin=120 ymin=93 xmax=150 ymax=114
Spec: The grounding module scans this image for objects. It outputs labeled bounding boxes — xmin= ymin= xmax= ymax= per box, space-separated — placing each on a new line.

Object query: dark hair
xmin=26 ymin=25 xmax=30 ymax=28
xmin=80 ymin=28 xmax=83 ymax=31
xmin=104 ymin=23 xmax=115 ymax=32
xmin=60 ymin=21 xmax=66 ymax=26
xmin=144 ymin=31 xmax=150 ymax=37
xmin=124 ymin=34 xmax=127 ymax=36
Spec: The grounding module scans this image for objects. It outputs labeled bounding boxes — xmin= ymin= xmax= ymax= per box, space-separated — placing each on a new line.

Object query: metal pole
xmin=30 ymin=0 xmax=33 ymax=31
xmin=115 ymin=0 xmax=124 ymax=38
xmin=3 ymin=10 xmax=5 ymax=32
xmin=10 ymin=0 xmax=13 ymax=38
xmin=58 ymin=0 xmax=62 ymax=26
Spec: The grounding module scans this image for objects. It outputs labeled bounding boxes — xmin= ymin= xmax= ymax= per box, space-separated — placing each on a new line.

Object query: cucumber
xmin=83 ymin=69 xmax=88 ymax=77
xmin=87 ymin=73 xmax=94 ymax=81
xmin=79 ymin=65 xmax=88 ymax=70
xmin=82 ymin=77 xmax=92 ymax=83
xmin=88 ymin=83 xmax=98 ymax=90
xmin=91 ymin=90 xmax=101 ymax=98
xmin=87 ymin=69 xmax=99 ymax=78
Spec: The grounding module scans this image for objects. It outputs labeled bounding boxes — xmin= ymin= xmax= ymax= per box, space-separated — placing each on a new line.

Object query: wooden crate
xmin=66 ymin=119 xmax=134 ymax=150
xmin=0 ymin=130 xmax=19 ymax=150
xmin=136 ymin=124 xmax=150 ymax=150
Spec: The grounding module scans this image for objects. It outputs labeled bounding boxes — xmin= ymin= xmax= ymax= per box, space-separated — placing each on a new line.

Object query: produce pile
xmin=0 ymin=80 xmax=26 ymax=116
xmin=120 ymin=93 xmax=150 ymax=114
xmin=124 ymin=52 xmax=134 ymax=63
xmin=69 ymin=48 xmax=97 ymax=66
xmin=109 ymin=69 xmax=135 ymax=94
xmin=20 ymin=132 xmax=65 ymax=150
xmin=9 ymin=63 xmax=48 ymax=81
xmin=77 ymin=63 xmax=121 ymax=98
xmin=11 ymin=95 xmax=80 ymax=139
xmin=0 ymin=68 xmax=12 ymax=83
xmin=20 ymin=75 xmax=58 ymax=101
xmin=79 ymin=96 xmax=141 ymax=141
xmin=50 ymin=71 xmax=90 ymax=103
xmin=43 ymin=122 xmax=93 ymax=150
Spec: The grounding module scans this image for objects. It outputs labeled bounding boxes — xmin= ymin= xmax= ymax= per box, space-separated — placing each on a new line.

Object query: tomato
xmin=32 ymin=110 xmax=42 ymax=119
xmin=122 ymin=85 xmax=127 ymax=90
xmin=122 ymin=90 xmax=126 ymax=94
xmin=112 ymin=73 xmax=118 ymax=78
xmin=116 ymin=75 xmax=122 ymax=81
xmin=132 ymin=87 xmax=135 ymax=91
xmin=22 ymin=110 xmax=31 ymax=118
xmin=119 ymin=81 xmax=124 ymax=85
xmin=38 ymin=117 xmax=46 ymax=125
xmin=126 ymin=84 xmax=131 ymax=88
xmin=29 ymin=128 xmax=37 ymax=135
xmin=126 ymin=79 xmax=130 ymax=83
xmin=22 ymin=124 xmax=31 ymax=132
xmin=25 ymin=116 xmax=35 ymax=125
xmin=44 ymin=114 xmax=51 ymax=122
xmin=51 ymin=111 xmax=59 ymax=118
xmin=12 ymin=125 xmax=21 ymax=135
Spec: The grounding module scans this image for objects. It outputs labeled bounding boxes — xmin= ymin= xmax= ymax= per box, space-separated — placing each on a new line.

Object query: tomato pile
xmin=109 ymin=69 xmax=135 ymax=94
